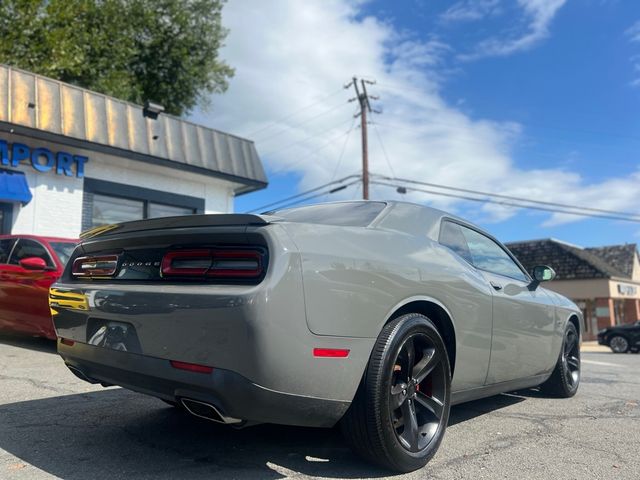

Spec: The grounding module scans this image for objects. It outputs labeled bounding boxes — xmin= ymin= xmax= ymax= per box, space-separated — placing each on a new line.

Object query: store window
xmin=90 ymin=194 xmax=197 ymax=228
xmin=613 ymin=300 xmax=626 ymax=325
xmin=83 ymin=178 xmax=204 ymax=230
xmin=92 ymin=194 xmax=144 ymax=227
xmin=575 ymin=299 xmax=596 ymax=334
xmin=148 ymin=202 xmax=194 ymax=219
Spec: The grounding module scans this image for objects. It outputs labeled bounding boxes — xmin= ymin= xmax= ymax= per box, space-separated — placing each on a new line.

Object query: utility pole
xmin=346 ymin=77 xmax=378 ymax=200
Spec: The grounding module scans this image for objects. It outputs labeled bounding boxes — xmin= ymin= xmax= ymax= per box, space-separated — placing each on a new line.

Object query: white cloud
xmin=626 ymin=20 xmax=640 ymax=43
xmin=458 ymin=0 xmax=567 ymax=60
xmin=627 ymin=23 xmax=640 ymax=87
xmin=440 ymin=0 xmax=502 ymax=23
xmin=191 ymin=0 xmax=640 ymax=227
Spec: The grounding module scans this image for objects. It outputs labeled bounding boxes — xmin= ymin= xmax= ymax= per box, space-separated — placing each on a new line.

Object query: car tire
xmin=609 ymin=335 xmax=629 ymax=353
xmin=340 ymin=313 xmax=451 ymax=473
xmin=540 ymin=322 xmax=580 ymax=398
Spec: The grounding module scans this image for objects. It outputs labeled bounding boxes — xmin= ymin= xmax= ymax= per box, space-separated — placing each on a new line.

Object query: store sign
xmin=0 ymin=139 xmax=88 ymax=178
xmin=617 ymin=283 xmax=638 ymax=296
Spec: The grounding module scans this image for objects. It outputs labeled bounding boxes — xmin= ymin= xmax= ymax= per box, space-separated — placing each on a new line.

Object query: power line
xmin=329 ymin=116 xmax=358 ymax=184
xmin=261 ymin=117 xmax=353 ymax=158
xmin=374 ymin=174 xmax=640 ymax=219
xmin=262 ymin=180 xmax=360 ymax=212
xmin=371 ymin=180 xmax=640 ymax=223
xmin=243 ymin=88 xmax=345 ymax=138
xmin=246 ymin=174 xmax=359 ymax=213
xmin=253 ymin=101 xmax=351 ymax=144
xmin=268 ymin=119 xmax=357 ymax=176
xmin=372 ymin=123 xmax=396 ymax=178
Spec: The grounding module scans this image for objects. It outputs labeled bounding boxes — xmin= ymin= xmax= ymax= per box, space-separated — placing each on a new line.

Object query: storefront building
xmin=0 ymin=65 xmax=267 ymax=238
xmin=507 ymin=239 xmax=640 ymax=340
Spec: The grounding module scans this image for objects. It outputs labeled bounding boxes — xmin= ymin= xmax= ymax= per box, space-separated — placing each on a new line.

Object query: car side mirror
xmin=533 ymin=265 xmax=556 ymax=282
xmin=529 ymin=265 xmax=556 ymax=290
xmin=19 ymin=257 xmax=48 ymax=271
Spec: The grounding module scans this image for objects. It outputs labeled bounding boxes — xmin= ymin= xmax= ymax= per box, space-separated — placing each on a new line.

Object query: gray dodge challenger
xmin=50 ymin=201 xmax=582 ymax=472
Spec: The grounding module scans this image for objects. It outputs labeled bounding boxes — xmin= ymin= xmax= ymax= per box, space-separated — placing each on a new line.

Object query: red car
xmin=0 ymin=234 xmax=77 ymax=339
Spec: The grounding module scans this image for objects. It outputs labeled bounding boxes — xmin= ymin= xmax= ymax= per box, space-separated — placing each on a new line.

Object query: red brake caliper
xmin=420 ymin=376 xmax=433 ymax=397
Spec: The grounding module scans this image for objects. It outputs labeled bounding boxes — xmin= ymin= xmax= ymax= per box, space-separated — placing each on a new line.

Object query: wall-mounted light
xmin=143 ymin=101 xmax=164 ymax=119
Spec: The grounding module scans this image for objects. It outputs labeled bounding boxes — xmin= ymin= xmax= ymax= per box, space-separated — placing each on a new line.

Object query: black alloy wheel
xmin=609 ymin=335 xmax=629 ymax=354
xmin=341 ymin=313 xmax=451 ymax=472
xmin=562 ymin=325 xmax=580 ymax=390
xmin=390 ymin=333 xmax=447 ymax=452
xmin=540 ymin=322 xmax=580 ymax=398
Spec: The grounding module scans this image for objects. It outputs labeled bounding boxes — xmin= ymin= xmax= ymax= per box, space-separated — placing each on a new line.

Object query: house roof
xmin=506 ymin=238 xmax=637 ymax=280
xmin=585 ymin=244 xmax=637 ymax=278
xmin=0 ymin=64 xmax=267 ymax=194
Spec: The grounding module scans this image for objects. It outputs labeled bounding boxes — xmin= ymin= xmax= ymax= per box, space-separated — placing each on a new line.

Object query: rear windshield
xmin=267 ymin=202 xmax=387 ymax=227
xmin=50 ymin=241 xmax=77 ymax=266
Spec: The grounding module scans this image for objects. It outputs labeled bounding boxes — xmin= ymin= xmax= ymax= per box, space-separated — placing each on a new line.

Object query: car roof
xmin=263 ymin=199 xmax=473 ymax=229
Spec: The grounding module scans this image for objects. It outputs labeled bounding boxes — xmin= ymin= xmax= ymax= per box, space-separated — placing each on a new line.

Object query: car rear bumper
xmin=50 ymin=226 xmax=375 ymax=425
xmin=59 ymin=340 xmax=350 ymax=427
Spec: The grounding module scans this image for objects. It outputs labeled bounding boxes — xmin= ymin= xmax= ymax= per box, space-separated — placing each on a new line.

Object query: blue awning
xmin=0 ymin=170 xmax=32 ymax=203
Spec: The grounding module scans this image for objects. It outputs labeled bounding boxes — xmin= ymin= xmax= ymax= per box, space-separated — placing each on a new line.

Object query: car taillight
xmin=161 ymin=250 xmax=212 ymax=276
xmin=161 ymin=248 xmax=263 ymax=279
xmin=72 ymin=255 xmax=119 ymax=277
xmin=208 ymin=250 xmax=262 ymax=278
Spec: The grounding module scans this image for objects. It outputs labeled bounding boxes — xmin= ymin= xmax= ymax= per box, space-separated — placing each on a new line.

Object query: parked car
xmin=0 ymin=234 xmax=77 ymax=339
xmin=50 ymin=201 xmax=582 ymax=472
xmin=597 ymin=321 xmax=640 ymax=353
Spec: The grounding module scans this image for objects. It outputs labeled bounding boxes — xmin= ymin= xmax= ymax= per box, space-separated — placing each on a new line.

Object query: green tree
xmin=0 ymin=0 xmax=233 ymax=116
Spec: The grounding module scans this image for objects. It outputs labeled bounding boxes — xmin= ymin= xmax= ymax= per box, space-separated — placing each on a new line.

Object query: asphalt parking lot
xmin=0 ymin=335 xmax=638 ymax=480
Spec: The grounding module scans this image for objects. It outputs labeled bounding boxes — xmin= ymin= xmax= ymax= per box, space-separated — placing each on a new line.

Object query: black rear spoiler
xmin=80 ymin=214 xmax=269 ymax=240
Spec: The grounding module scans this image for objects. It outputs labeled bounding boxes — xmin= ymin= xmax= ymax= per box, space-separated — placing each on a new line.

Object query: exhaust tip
xmin=180 ymin=398 xmax=243 ymax=425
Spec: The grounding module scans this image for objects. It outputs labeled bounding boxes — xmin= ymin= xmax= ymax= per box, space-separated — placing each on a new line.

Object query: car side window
xmin=439 ymin=221 xmax=473 ymax=264
xmin=8 ymin=239 xmax=54 ymax=267
xmin=458 ymin=226 xmax=529 ymax=282
xmin=0 ymin=238 xmax=16 ymax=264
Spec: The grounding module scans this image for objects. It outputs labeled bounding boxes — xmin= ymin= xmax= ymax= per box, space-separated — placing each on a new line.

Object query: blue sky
xmin=192 ymin=0 xmax=640 ymax=247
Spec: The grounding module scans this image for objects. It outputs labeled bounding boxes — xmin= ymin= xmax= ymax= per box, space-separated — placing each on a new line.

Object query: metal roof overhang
xmin=0 ymin=65 xmax=267 ymax=195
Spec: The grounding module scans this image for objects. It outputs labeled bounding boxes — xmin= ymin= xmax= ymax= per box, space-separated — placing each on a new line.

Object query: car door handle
xmin=490 ymin=281 xmax=502 ymax=291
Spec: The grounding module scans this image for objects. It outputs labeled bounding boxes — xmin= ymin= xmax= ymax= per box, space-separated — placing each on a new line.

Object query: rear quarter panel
xmin=279 ymin=222 xmax=494 ymax=391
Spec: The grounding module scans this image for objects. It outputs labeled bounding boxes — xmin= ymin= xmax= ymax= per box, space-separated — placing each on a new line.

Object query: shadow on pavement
xmin=0 ymin=389 xmax=384 ymax=479
xmin=0 ymin=333 xmax=56 ymax=354
xmin=0 ymin=388 xmax=533 ymax=479
xmin=448 ymin=393 xmax=526 ymax=426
